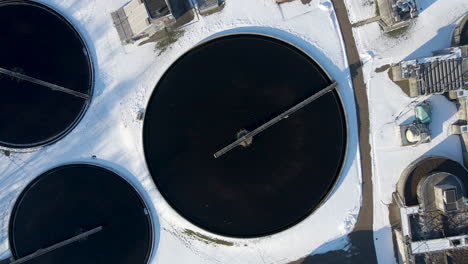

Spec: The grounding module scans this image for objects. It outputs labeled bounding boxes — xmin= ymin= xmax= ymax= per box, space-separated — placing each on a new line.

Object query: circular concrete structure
xmin=397 ymin=156 xmax=468 ymax=206
xmin=9 ymin=164 xmax=153 ymax=264
xmin=452 ymin=14 xmax=468 ymax=46
xmin=0 ymin=1 xmax=93 ymax=148
xmin=461 ymin=20 xmax=468 ymax=46
xmin=144 ymin=34 xmax=347 ymax=237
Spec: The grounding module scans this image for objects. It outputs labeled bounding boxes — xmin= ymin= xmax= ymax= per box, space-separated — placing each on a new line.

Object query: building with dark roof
xmin=111 ymin=0 xmax=194 ymax=44
xmin=377 ymin=0 xmax=418 ymax=33
xmin=112 ymin=0 xmax=227 ymax=44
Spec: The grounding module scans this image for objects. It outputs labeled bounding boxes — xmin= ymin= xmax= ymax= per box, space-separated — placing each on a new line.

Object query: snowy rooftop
xmin=400 ymin=47 xmax=463 ymax=67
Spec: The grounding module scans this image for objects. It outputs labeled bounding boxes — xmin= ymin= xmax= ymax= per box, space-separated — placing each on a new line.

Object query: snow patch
xmin=338 ymin=210 xmax=358 ymax=234
xmin=318 ymin=0 xmax=333 ymax=11
xmin=312 ymin=235 xmax=351 ymax=255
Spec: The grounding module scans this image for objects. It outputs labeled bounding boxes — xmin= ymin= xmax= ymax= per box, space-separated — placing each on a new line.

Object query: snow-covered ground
xmin=0 ymin=0 xmax=363 ymax=263
xmin=345 ymin=0 xmax=468 ymax=263
xmin=343 ymin=0 xmax=377 ymax=24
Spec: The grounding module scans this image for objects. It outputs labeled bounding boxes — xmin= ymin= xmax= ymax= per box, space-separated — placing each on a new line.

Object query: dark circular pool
xmin=9 ymin=164 xmax=153 ymax=264
xmin=0 ymin=1 xmax=93 ymax=148
xmin=143 ymin=34 xmax=347 ymax=237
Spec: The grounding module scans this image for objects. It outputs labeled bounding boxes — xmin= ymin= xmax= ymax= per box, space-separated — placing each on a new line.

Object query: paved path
xmin=291 ymin=1 xmax=377 ymax=263
xmin=329 ymin=0 xmax=375 ymax=239
xmin=0 ymin=67 xmax=89 ymax=100
xmin=352 ymin=16 xmax=381 ymax=28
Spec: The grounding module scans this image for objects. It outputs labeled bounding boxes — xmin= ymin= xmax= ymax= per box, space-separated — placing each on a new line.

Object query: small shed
xmin=417 ymin=172 xmax=466 ymax=212
xmin=377 ymin=0 xmax=418 ymax=33
xmin=434 ymin=183 xmax=463 ymax=212
xmin=112 ymin=0 xmax=193 ymax=44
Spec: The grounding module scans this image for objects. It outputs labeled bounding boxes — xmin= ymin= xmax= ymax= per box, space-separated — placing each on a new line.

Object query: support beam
xmin=10 ymin=226 xmax=102 ymax=264
xmin=0 ymin=67 xmax=89 ymax=100
xmin=214 ymin=82 xmax=338 ymax=158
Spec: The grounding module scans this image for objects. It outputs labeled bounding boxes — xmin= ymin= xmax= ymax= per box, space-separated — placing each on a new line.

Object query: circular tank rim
xmin=397 ymin=155 xmax=468 ymax=206
xmin=8 ymin=162 xmax=156 ymax=264
xmin=451 ymin=13 xmax=468 ymax=47
xmin=0 ymin=0 xmax=95 ymax=150
xmin=141 ymin=30 xmax=351 ymax=239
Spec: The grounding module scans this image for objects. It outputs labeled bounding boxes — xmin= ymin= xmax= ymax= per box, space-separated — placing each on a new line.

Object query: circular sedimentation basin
xmin=0 ymin=1 xmax=93 ymax=149
xmin=144 ymin=34 xmax=348 ymax=237
xmin=9 ymin=164 xmax=153 ymax=264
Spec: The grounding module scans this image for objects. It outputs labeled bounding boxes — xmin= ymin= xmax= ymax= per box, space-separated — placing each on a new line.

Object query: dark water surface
xmin=0 ymin=1 xmax=92 ymax=148
xmin=144 ymin=35 xmax=347 ymax=237
xmin=10 ymin=165 xmax=153 ymax=264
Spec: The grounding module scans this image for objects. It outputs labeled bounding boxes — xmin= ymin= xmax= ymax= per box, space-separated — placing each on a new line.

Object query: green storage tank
xmin=415 ymin=103 xmax=432 ymax=124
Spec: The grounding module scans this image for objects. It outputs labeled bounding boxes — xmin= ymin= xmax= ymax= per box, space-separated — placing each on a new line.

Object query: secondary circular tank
xmin=0 ymin=1 xmax=93 ymax=149
xmin=9 ymin=164 xmax=153 ymax=264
